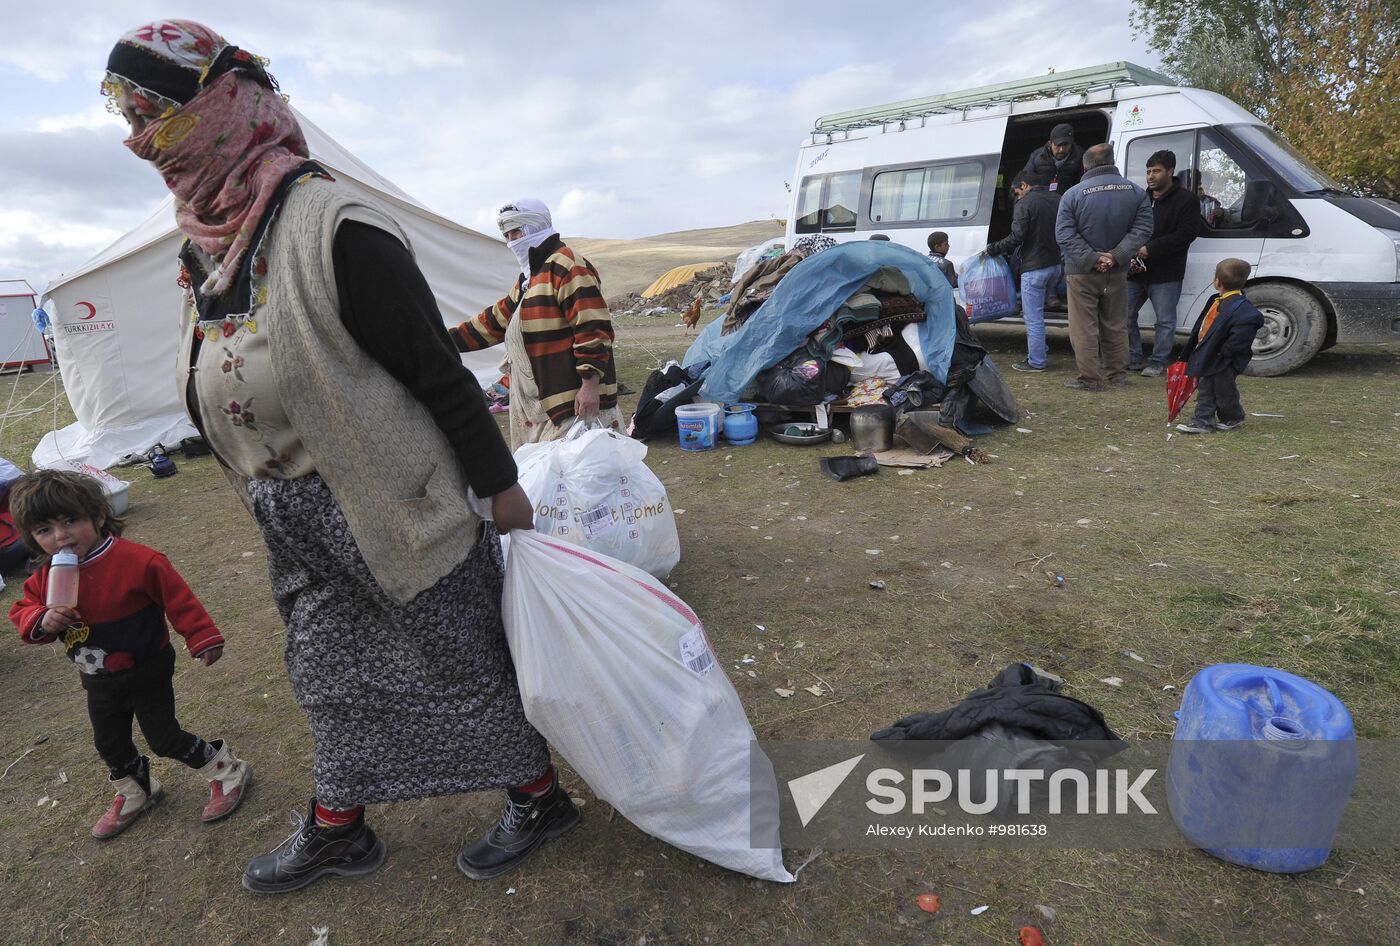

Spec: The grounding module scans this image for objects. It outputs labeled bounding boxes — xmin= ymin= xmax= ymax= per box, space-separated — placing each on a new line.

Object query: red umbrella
xmin=1165 ymin=361 xmax=1197 ymax=423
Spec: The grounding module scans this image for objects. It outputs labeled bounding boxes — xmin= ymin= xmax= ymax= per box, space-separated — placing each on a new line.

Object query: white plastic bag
xmin=514 ymin=425 xmax=680 ymax=578
xmin=503 ymin=531 xmax=793 ymax=882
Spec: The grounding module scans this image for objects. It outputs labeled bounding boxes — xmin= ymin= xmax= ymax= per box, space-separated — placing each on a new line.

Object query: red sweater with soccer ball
xmin=8 ymin=537 xmax=223 ymax=675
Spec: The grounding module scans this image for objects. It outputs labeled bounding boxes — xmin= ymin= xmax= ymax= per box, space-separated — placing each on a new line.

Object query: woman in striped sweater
xmin=452 ymin=199 xmax=621 ymax=447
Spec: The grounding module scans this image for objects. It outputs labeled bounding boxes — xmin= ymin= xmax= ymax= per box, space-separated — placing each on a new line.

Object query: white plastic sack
xmin=514 ymin=425 xmax=680 ymax=578
xmin=503 ymin=531 xmax=793 ymax=882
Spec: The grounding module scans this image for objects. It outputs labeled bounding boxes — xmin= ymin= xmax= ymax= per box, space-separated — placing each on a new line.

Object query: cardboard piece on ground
xmin=870 ymin=445 xmax=955 ymax=469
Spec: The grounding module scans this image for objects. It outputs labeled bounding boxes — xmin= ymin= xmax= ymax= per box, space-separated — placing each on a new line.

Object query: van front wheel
xmin=1242 ymin=283 xmax=1328 ymax=377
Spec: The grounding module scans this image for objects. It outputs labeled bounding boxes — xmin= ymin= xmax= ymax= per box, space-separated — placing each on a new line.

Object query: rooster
xmin=681 ymin=295 xmax=703 ymax=331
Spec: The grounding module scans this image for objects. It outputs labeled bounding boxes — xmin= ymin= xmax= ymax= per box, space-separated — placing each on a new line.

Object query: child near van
xmin=1175 ymin=258 xmax=1265 ymax=434
xmin=7 ymin=470 xmax=251 ymax=839
xmin=927 ymin=231 xmax=958 ymax=289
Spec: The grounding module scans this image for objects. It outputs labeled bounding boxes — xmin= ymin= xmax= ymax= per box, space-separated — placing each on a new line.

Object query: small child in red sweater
xmin=7 ymin=470 xmax=251 ymax=839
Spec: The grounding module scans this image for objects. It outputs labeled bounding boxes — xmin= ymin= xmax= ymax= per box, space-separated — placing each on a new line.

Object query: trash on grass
xmin=869 ymin=580 xmax=887 ymax=590
xmin=775 ymin=688 xmax=796 ymax=698
xmin=1036 ymin=903 xmax=1056 ymax=922
xmin=1100 ymin=677 xmax=1124 ymax=687
xmin=1019 ymin=928 xmax=1048 ymax=946
xmin=1126 ymin=652 xmax=1145 ymax=662
xmin=916 ymin=892 xmax=940 ymax=913
xmin=970 ymin=905 xmax=990 ymax=916
xmin=308 ymin=928 xmax=330 ymax=946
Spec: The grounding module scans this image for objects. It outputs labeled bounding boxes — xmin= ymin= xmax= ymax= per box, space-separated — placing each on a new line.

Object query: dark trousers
xmin=1191 ymin=370 xmax=1245 ymax=426
xmin=82 ymin=644 xmax=202 ymax=777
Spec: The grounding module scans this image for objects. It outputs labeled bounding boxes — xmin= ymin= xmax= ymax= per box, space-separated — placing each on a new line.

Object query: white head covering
xmin=497 ymin=198 xmax=559 ymax=277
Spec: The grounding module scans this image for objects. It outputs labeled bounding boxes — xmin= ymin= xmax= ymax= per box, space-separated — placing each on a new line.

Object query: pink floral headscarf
xmin=107 ymin=21 xmax=309 ymax=296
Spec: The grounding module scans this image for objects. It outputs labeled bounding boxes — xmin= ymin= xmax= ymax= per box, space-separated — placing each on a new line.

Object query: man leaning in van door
xmin=1054 ymin=143 xmax=1154 ymax=391
xmin=1126 ymin=149 xmax=1201 ymax=377
xmin=983 ymin=171 xmax=1061 ymax=372
xmin=1021 ymin=123 xmax=1085 ymax=194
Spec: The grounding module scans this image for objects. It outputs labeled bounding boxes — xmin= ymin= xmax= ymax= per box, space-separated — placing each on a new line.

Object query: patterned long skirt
xmin=246 ymin=474 xmax=549 ymax=806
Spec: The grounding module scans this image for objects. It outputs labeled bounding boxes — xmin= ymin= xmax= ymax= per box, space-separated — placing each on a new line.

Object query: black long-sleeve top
xmin=332 ymin=220 xmax=516 ymax=498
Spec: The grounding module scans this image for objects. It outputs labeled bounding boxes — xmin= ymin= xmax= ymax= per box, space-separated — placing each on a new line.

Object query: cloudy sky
xmin=0 ymin=1 xmax=1154 ymax=292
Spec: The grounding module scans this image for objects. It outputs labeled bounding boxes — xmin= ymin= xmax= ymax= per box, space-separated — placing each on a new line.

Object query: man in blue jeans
xmin=985 ymin=171 xmax=1061 ymax=371
xmin=1126 ymin=149 xmax=1201 ymax=376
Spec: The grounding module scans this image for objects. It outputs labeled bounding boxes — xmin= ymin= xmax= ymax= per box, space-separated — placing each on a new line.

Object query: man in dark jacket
xmin=1021 ymin=123 xmax=1085 ymax=194
xmin=1127 ymin=150 xmax=1202 ymax=376
xmin=1176 ymin=258 xmax=1265 ymax=434
xmin=985 ymin=171 xmax=1061 ymax=371
xmin=1054 ymin=143 xmax=1154 ymax=390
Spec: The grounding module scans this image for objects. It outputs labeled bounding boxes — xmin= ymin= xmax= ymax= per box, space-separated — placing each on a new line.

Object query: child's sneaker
xmin=197 ymin=739 xmax=252 ymax=823
xmin=92 ymin=762 xmax=163 ymax=840
xmin=1215 ymin=419 xmax=1245 ymax=431
xmin=1175 ymin=421 xmax=1216 ymax=435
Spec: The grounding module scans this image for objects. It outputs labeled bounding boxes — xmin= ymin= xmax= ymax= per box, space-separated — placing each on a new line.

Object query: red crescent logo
xmin=75 ymin=302 xmax=97 ymax=321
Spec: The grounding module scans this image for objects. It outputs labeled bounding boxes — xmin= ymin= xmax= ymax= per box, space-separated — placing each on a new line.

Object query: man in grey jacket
xmin=1054 ymin=143 xmax=1154 ymax=390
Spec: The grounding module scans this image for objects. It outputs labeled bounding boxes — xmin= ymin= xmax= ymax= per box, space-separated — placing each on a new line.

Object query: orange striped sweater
xmin=451 ymin=235 xmax=617 ymax=425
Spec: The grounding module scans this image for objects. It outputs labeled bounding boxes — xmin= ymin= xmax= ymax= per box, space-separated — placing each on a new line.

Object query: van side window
xmin=1196 ymin=130 xmax=1255 ymax=231
xmin=794 ymin=172 xmax=862 ymax=233
xmin=795 ymin=177 xmax=824 ymax=233
xmin=871 ymin=162 xmax=982 ymax=224
xmin=1124 ymin=130 xmax=1196 ymax=190
xmin=823 ymin=172 xmax=861 ymax=230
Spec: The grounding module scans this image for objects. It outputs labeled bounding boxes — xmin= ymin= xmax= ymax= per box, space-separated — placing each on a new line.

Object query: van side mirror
xmin=1242 ymin=180 xmax=1280 ymax=226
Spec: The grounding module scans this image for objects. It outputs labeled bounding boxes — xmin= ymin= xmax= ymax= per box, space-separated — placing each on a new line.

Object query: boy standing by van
xmin=1176 ymin=258 xmax=1265 ymax=434
xmin=927 ymin=232 xmax=958 ymax=288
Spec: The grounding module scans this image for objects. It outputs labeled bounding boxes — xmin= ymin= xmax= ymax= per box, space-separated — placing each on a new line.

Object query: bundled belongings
xmin=722 ymin=235 xmax=837 ymax=333
xmin=684 ymin=241 xmax=1021 ymax=439
xmin=872 ymin=664 xmax=1123 ymax=817
xmin=503 ymin=531 xmax=793 ymax=882
xmin=959 ymin=253 xmax=1019 ymax=323
xmin=629 ymin=360 xmax=707 ymax=441
xmin=514 ymin=425 xmax=680 ymax=578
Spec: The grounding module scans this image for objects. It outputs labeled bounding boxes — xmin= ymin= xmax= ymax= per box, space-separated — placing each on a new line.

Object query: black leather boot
xmin=241 ymin=799 xmax=386 ymax=894
xmin=457 ymin=777 xmax=581 ymax=880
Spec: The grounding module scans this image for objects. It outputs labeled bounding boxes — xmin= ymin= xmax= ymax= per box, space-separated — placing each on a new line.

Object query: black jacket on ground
xmin=1022 ymin=143 xmax=1085 ymax=194
xmin=1128 ymin=183 xmax=1201 ymax=285
xmin=1181 ymin=293 xmax=1265 ymax=377
xmin=871 ymin=663 xmax=1118 ymax=742
xmin=987 ymin=187 xmax=1062 ymax=272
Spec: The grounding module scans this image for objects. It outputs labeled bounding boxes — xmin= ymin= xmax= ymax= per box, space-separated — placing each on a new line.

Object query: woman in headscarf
xmin=450 ymin=199 xmax=621 ymax=447
xmin=103 ymin=20 xmax=581 ymax=893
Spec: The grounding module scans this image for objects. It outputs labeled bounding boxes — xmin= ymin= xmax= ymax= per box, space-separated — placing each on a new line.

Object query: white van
xmin=787 ymin=62 xmax=1400 ymax=375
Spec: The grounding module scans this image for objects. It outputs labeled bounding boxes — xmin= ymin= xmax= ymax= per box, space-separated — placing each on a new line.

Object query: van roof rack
xmin=814 ymin=62 xmax=1176 ymax=134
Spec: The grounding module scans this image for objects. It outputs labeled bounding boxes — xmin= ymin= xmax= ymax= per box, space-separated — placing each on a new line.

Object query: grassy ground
xmin=1 ymin=317 xmax=1397 ymax=946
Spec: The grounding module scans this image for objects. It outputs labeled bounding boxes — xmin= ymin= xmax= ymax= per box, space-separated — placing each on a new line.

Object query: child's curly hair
xmin=8 ymin=469 xmax=125 ymax=554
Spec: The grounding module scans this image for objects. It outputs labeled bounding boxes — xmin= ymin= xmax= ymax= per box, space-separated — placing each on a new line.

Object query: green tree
xmin=1130 ymin=0 xmax=1400 ymax=198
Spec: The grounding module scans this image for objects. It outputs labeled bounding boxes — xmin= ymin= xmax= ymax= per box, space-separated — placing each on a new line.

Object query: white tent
xmin=37 ymin=110 xmax=515 ymax=469
xmin=0 ymin=280 xmax=49 ymax=369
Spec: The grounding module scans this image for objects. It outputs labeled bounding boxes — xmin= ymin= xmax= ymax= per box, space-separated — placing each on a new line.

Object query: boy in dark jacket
xmin=1175 ymin=259 xmax=1265 ymax=434
xmin=1127 ymin=149 xmax=1201 ymax=376
xmin=927 ymin=231 xmax=958 ymax=288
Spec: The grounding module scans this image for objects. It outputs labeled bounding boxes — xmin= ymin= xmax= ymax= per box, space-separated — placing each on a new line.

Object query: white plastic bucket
xmin=675 ymin=402 xmax=721 ymax=451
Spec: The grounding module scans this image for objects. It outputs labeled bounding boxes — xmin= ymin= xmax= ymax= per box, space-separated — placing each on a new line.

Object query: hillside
xmin=571 ymin=220 xmax=784 ymax=297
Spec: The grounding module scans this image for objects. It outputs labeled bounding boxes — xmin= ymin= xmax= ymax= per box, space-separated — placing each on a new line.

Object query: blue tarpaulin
xmin=682 ymin=242 xmax=957 ymax=404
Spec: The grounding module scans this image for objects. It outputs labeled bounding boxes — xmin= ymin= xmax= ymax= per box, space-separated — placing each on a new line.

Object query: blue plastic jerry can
xmin=1167 ymin=664 xmax=1357 ymax=873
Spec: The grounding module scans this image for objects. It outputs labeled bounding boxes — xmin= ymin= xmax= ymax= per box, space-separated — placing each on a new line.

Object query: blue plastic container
xmin=1168 ymin=664 xmax=1357 ymax=873
xmin=675 ymin=402 xmax=720 ymax=451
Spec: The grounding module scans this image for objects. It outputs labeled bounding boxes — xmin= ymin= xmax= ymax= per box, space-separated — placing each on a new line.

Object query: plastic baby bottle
xmin=46 ymin=550 xmax=80 ymax=610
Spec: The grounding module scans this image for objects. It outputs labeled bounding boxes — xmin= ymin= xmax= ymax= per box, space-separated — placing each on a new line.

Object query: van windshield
xmin=1230 ymin=124 xmax=1351 ymax=195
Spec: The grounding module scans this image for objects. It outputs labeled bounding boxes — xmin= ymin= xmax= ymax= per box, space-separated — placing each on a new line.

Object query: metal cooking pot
xmin=849 ymin=404 xmax=894 ymax=454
